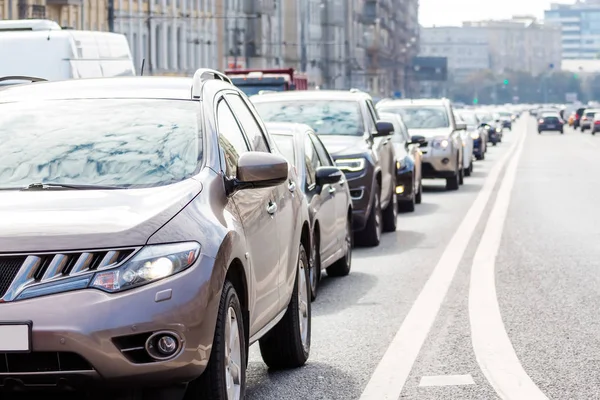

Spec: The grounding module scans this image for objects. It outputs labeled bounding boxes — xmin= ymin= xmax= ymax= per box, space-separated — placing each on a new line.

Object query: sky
xmin=419 ymin=0 xmax=574 ymax=27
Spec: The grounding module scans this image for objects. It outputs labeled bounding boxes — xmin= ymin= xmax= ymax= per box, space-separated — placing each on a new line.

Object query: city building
xmin=463 ymin=17 xmax=561 ymax=77
xmin=545 ymin=0 xmax=600 ymax=60
xmin=419 ymin=26 xmax=491 ymax=83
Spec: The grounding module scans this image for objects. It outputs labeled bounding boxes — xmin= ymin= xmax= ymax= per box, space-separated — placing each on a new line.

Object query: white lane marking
xmin=419 ymin=374 xmax=476 ymax=387
xmin=359 ymin=131 xmax=524 ymax=400
xmin=469 ymin=124 xmax=548 ymax=399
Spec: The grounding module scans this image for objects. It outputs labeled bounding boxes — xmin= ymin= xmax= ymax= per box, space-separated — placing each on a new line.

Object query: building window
xmin=177 ymin=26 xmax=183 ymax=70
xmin=155 ymin=24 xmax=162 ymax=69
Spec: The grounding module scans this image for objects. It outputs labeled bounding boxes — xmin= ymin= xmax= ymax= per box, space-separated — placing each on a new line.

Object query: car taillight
xmin=595 ymin=121 xmax=600 ymax=125
xmin=583 ymin=117 xmax=588 ymax=120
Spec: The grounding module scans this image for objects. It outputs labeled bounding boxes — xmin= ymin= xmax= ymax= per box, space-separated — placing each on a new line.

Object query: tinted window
xmin=378 ymin=105 xmax=450 ymax=129
xmin=226 ymin=94 xmax=270 ymax=152
xmin=309 ymin=133 xmax=333 ymax=166
xmin=254 ymin=100 xmax=364 ymax=136
xmin=0 ymin=99 xmax=200 ymax=189
xmin=217 ymin=100 xmax=249 ymax=177
xmin=271 ymin=134 xmax=296 ymax=165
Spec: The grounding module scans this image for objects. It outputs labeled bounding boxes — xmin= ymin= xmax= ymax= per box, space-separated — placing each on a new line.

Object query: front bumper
xmin=395 ymin=168 xmax=414 ymax=201
xmin=343 ymin=169 xmax=374 ymax=232
xmin=419 ymin=144 xmax=457 ymax=179
xmin=0 ymin=254 xmax=218 ymax=389
xmin=538 ymin=123 xmax=563 ymax=131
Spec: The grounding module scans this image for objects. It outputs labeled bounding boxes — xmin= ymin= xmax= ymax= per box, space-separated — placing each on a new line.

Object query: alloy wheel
xmin=297 ymin=256 xmax=310 ymax=354
xmin=225 ymin=306 xmax=242 ymax=400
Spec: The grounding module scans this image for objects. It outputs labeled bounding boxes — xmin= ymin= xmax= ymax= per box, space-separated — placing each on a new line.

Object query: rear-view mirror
xmin=231 ymin=152 xmax=288 ymax=194
xmin=409 ymin=135 xmax=426 ymax=145
xmin=316 ymin=166 xmax=344 ymax=186
xmin=374 ymin=121 xmax=394 ymax=137
xmin=456 ymin=122 xmax=467 ymax=131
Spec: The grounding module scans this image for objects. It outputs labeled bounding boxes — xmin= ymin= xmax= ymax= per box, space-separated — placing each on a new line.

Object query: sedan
xmin=267 ymin=122 xmax=353 ymax=301
xmin=378 ymin=112 xmax=423 ymax=212
xmin=538 ymin=113 xmax=564 ymax=134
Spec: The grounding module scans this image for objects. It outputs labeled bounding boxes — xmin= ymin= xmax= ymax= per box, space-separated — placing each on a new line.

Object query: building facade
xmin=545 ymin=1 xmax=600 ymax=60
xmin=419 ymin=26 xmax=490 ymax=83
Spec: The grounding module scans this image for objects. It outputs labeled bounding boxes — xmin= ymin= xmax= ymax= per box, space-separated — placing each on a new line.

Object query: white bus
xmin=0 ymin=19 xmax=136 ymax=85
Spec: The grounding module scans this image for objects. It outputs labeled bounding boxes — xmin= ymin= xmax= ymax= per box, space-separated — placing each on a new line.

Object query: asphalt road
xmin=246 ymin=116 xmax=598 ymax=400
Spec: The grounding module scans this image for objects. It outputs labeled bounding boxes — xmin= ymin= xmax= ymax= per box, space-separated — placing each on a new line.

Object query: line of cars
xmin=0 ymin=69 xmax=511 ymax=400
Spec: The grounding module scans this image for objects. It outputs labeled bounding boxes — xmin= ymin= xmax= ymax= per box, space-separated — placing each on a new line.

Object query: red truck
xmin=225 ymin=68 xmax=308 ymax=96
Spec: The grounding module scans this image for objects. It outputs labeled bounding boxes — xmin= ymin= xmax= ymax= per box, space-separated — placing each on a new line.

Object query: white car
xmin=455 ymin=113 xmax=474 ymax=177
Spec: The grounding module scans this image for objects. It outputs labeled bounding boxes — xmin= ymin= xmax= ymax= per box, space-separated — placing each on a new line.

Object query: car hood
xmin=317 ymin=135 xmax=367 ymax=157
xmin=0 ymin=179 xmax=203 ymax=253
xmin=408 ymin=127 xmax=453 ymax=138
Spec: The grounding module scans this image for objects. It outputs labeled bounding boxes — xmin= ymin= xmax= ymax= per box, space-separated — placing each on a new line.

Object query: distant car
xmin=266 ymin=122 xmax=353 ymax=301
xmin=592 ymin=113 xmax=600 ymax=135
xmin=537 ymin=113 xmax=564 ymax=134
xmin=475 ymin=111 xmax=500 ymax=146
xmin=568 ymin=111 xmax=576 ymax=127
xmin=494 ymin=110 xmax=513 ymax=130
xmin=378 ymin=112 xmax=423 ymax=212
xmin=458 ymin=110 xmax=487 ymax=160
xmin=574 ymin=107 xmax=586 ymax=129
xmin=454 ymin=112 xmax=474 ymax=177
xmin=252 ymin=90 xmax=398 ymax=247
xmin=580 ymin=109 xmax=600 ymax=132
xmin=377 ymin=98 xmax=465 ymax=191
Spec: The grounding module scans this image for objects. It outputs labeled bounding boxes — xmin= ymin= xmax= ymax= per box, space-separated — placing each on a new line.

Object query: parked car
xmin=378 ymin=112 xmax=423 ymax=212
xmin=377 ymin=98 xmax=465 ymax=191
xmin=457 ymin=109 xmax=487 ymax=160
xmin=266 ymin=122 xmax=352 ymax=301
xmin=0 ymin=70 xmax=313 ymax=399
xmin=251 ymin=90 xmax=398 ymax=247
xmin=537 ymin=112 xmax=564 ymax=134
xmin=454 ymin=112 xmax=474 ymax=177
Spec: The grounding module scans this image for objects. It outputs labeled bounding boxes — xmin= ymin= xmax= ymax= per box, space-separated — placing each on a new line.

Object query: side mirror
xmin=374 ymin=121 xmax=394 ymax=137
xmin=409 ymin=135 xmax=426 ymax=145
xmin=316 ymin=166 xmax=344 ymax=186
xmin=456 ymin=122 xmax=467 ymax=131
xmin=230 ymin=152 xmax=288 ymax=194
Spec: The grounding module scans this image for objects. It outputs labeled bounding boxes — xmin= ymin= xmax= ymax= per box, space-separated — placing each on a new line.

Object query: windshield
xmin=253 ymin=100 xmax=364 ymax=136
xmin=0 ymin=99 xmax=201 ymax=189
xmin=377 ymin=105 xmax=450 ymax=129
xmin=458 ymin=112 xmax=478 ymax=126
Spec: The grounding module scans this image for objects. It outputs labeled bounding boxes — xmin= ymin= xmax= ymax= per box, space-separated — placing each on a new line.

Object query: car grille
xmin=0 ymin=248 xmax=138 ymax=302
xmin=0 ymin=352 xmax=94 ymax=373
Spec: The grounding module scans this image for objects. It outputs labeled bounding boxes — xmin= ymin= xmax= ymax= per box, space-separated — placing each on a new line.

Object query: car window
xmin=225 ymin=94 xmax=270 ymax=152
xmin=270 ymin=134 xmax=296 ymax=165
xmin=366 ymin=100 xmax=379 ymax=131
xmin=309 ymin=132 xmax=333 ymax=167
xmin=377 ymin=105 xmax=450 ymax=129
xmin=217 ymin=99 xmax=250 ymax=177
xmin=253 ymin=100 xmax=364 ymax=136
xmin=304 ymin=135 xmax=320 ymax=189
xmin=0 ymin=99 xmax=201 ymax=189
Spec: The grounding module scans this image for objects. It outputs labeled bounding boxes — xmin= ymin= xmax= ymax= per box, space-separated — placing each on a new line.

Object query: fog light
xmin=157 ymin=335 xmax=178 ymax=356
xmin=395 ymin=185 xmax=404 ymax=194
xmin=442 ymin=158 xmax=450 ymax=164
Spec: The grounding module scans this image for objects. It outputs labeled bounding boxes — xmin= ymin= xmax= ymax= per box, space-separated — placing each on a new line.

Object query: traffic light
xmin=473 ymin=98 xmax=479 ymax=105
xmin=574 ymin=73 xmax=579 ymax=79
xmin=503 ymin=79 xmax=509 ymax=85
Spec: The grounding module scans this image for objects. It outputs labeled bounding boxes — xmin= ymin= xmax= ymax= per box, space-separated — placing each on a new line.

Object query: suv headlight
xmin=336 ymin=158 xmax=366 ymax=172
xmin=432 ymin=138 xmax=450 ymax=149
xmin=91 ymin=242 xmax=201 ymax=293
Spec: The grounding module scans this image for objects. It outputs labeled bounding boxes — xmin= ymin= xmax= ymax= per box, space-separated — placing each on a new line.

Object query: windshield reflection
xmin=0 ymin=99 xmax=201 ymax=189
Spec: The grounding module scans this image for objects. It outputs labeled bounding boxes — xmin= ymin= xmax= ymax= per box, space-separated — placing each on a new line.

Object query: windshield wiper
xmin=20 ymin=183 xmax=126 ymax=191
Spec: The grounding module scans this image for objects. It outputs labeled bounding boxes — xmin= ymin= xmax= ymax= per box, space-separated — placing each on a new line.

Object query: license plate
xmin=547 ymin=125 xmax=555 ymax=128
xmin=0 ymin=323 xmax=31 ymax=352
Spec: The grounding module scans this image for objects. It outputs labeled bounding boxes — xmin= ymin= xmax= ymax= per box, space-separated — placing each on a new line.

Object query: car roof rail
xmin=0 ymin=75 xmax=48 ymax=83
xmin=191 ymin=68 xmax=233 ymax=99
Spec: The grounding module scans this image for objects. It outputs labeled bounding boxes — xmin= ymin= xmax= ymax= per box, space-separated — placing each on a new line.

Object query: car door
xmin=216 ymin=96 xmax=281 ymax=335
xmin=366 ymin=99 xmax=393 ymax=205
xmin=310 ymin=132 xmax=348 ymax=260
xmin=305 ymin=132 xmax=338 ymax=266
xmin=225 ymin=93 xmax=297 ymax=311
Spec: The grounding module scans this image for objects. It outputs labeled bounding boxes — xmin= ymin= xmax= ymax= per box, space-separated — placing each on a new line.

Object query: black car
xmin=251 ymin=90 xmax=398 ymax=247
xmin=378 ymin=112 xmax=423 ymax=212
xmin=266 ymin=122 xmax=353 ymax=301
xmin=538 ymin=113 xmax=564 ymax=134
xmin=574 ymin=107 xmax=586 ymax=129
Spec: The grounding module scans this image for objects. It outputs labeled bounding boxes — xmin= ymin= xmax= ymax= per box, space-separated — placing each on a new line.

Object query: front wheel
xmin=327 ymin=216 xmax=352 ymax=277
xmin=415 ymin=178 xmax=423 ymax=204
xmin=259 ymin=244 xmax=311 ymax=369
xmin=309 ymin=237 xmax=320 ymax=301
xmin=382 ymin=188 xmax=398 ymax=232
xmin=187 ymin=281 xmax=246 ymax=400
xmin=446 ymin=170 xmax=459 ymax=191
xmin=355 ymin=184 xmax=382 ymax=247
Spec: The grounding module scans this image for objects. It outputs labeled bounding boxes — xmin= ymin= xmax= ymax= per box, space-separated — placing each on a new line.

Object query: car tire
xmin=415 ymin=178 xmax=423 ymax=204
xmin=326 ymin=216 xmax=352 ymax=277
xmin=309 ymin=236 xmax=320 ymax=302
xmin=538 ymin=130 xmax=542 ymax=134
xmin=355 ymin=184 xmax=382 ymax=247
xmin=561 ymin=130 xmax=565 ymax=135
xmin=458 ymin=161 xmax=465 ymax=185
xmin=187 ymin=281 xmax=246 ymax=400
xmin=259 ymin=244 xmax=311 ymax=369
xmin=446 ymin=167 xmax=460 ymax=191
xmin=382 ymin=188 xmax=398 ymax=232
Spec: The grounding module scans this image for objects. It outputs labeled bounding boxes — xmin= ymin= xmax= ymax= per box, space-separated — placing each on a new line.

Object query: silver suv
xmin=377 ymin=98 xmax=465 ymax=191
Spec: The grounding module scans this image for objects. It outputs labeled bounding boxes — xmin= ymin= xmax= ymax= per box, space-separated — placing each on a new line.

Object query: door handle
xmin=328 ymin=186 xmax=336 ymax=195
xmin=267 ymin=201 xmax=278 ymax=215
xmin=288 ymin=181 xmax=296 ymax=193
xmin=339 ymin=179 xmax=345 ymax=187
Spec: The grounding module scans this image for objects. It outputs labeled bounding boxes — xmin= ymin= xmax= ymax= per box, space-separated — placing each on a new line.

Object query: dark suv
xmin=0 ymin=70 xmax=312 ymax=399
xmin=251 ymin=90 xmax=398 ymax=247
